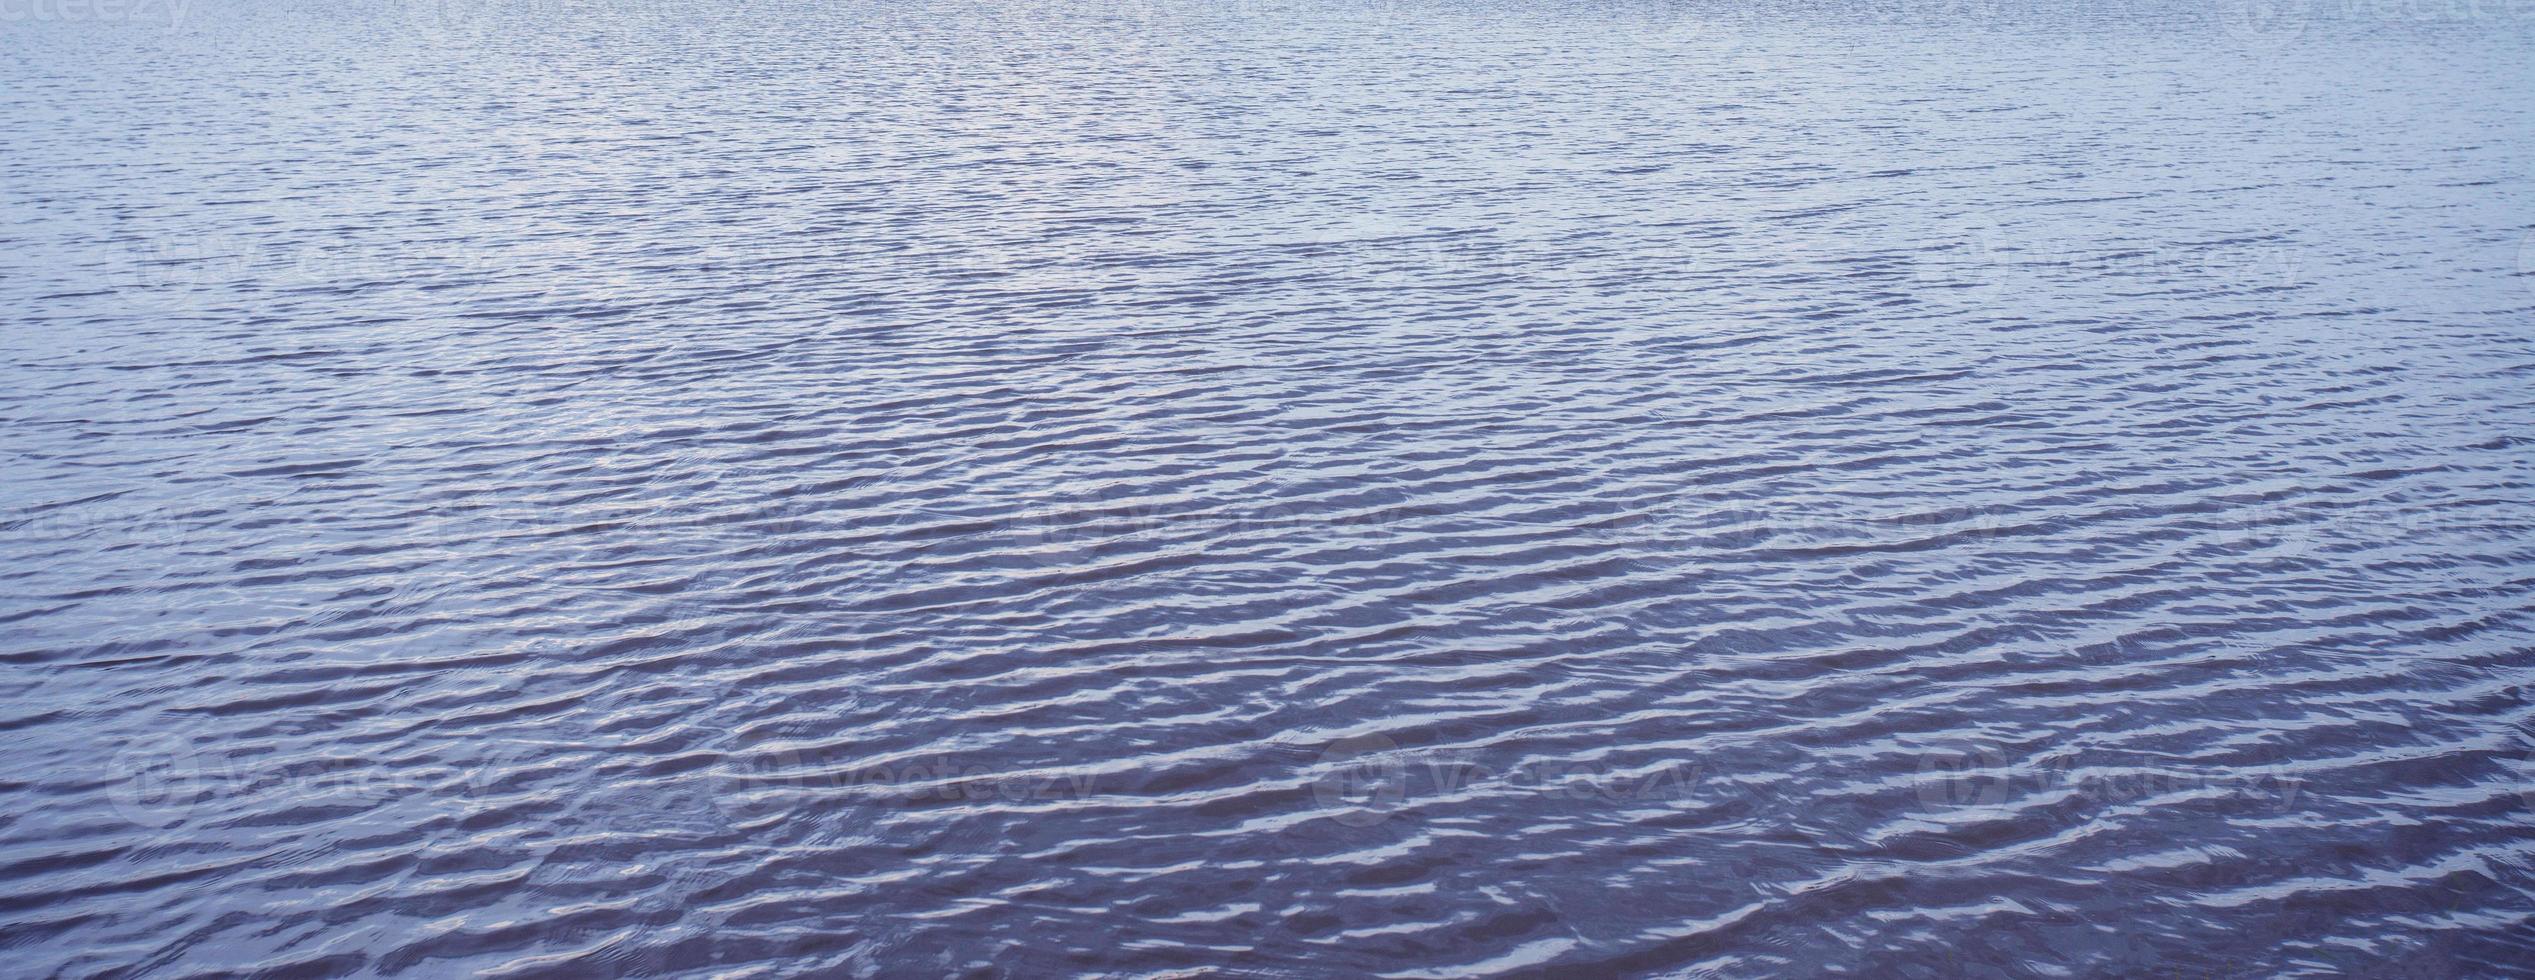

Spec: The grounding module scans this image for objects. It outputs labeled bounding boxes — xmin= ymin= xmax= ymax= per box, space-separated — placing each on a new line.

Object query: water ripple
xmin=5 ymin=0 xmax=2535 ymax=975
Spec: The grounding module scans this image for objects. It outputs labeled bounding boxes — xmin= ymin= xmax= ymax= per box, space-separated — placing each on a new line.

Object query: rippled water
xmin=6 ymin=0 xmax=2535 ymax=974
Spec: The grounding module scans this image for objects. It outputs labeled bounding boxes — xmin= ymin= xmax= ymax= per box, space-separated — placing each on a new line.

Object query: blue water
xmin=6 ymin=0 xmax=2535 ymax=974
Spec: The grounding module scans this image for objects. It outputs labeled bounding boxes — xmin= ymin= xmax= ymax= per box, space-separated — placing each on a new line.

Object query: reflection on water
xmin=4 ymin=0 xmax=2534 ymax=974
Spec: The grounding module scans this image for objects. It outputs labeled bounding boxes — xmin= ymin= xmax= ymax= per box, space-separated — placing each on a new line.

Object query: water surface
xmin=5 ymin=0 xmax=2535 ymax=974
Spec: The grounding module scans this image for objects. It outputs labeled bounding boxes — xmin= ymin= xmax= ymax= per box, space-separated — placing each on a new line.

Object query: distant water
xmin=5 ymin=0 xmax=2535 ymax=974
